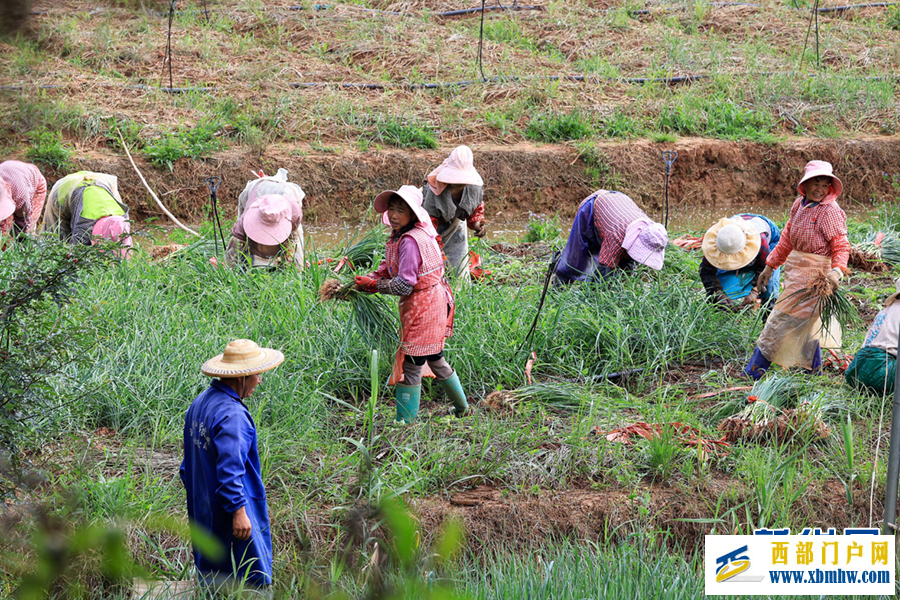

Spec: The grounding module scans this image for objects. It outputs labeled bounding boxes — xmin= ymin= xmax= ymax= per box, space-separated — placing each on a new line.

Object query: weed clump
xmin=364 ymin=116 xmax=438 ymax=150
xmin=525 ymin=111 xmax=595 ymax=143
xmin=143 ymin=123 xmax=225 ymax=170
xmin=25 ymin=130 xmax=74 ymax=170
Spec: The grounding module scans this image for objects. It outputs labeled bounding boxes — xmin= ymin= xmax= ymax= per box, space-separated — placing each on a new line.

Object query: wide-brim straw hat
xmin=0 ymin=179 xmax=14 ymax=222
xmin=702 ymin=217 xmax=761 ymax=271
xmin=244 ymin=194 xmax=293 ymax=245
xmin=622 ymin=218 xmax=668 ymax=270
xmin=201 ymin=339 xmax=285 ymax=377
xmin=797 ymin=160 xmax=843 ymax=197
xmin=885 ymin=280 xmax=900 ymax=307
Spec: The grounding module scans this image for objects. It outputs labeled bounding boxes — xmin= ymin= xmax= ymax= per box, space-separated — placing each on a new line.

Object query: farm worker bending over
xmin=700 ymin=214 xmax=782 ymax=312
xmin=354 ymin=186 xmax=467 ymax=423
xmin=0 ymin=160 xmax=47 ymax=238
xmin=844 ymin=280 xmax=900 ymax=395
xmin=41 ymin=171 xmax=133 ymax=251
xmin=421 ymin=145 xmax=486 ymax=279
xmin=180 ymin=339 xmax=284 ymax=593
xmin=744 ymin=161 xmax=850 ymax=379
xmin=554 ymin=189 xmax=668 ymax=284
xmin=226 ymin=168 xmax=305 ymax=268
xmin=226 ymin=194 xmax=302 ymax=270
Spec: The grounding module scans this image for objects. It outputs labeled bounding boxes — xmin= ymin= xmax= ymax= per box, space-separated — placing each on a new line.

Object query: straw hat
xmin=702 ymin=218 xmax=761 ymax=271
xmin=244 ymin=195 xmax=293 ymax=245
xmin=0 ymin=179 xmax=14 ymax=223
xmin=797 ymin=160 xmax=843 ymax=197
xmin=885 ymin=280 xmax=900 ymax=307
xmin=622 ymin=218 xmax=668 ymax=270
xmin=201 ymin=339 xmax=285 ymax=377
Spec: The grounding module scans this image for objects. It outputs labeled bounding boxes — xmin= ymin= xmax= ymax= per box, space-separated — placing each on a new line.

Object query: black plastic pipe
xmin=817 ymin=1 xmax=898 ymax=11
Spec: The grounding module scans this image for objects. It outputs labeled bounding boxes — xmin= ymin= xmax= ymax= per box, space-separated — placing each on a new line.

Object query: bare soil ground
xmin=3 ymin=136 xmax=899 ymax=224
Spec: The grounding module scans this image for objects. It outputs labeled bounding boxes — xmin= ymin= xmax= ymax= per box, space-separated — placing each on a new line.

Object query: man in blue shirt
xmin=180 ymin=339 xmax=284 ymax=594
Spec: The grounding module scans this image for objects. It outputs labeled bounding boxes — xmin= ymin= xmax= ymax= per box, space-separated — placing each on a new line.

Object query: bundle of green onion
xmin=783 ymin=272 xmax=860 ymax=337
xmin=319 ymin=278 xmax=397 ymax=348
xmin=339 ymin=228 xmax=387 ymax=271
xmin=856 ymin=231 xmax=900 ymax=265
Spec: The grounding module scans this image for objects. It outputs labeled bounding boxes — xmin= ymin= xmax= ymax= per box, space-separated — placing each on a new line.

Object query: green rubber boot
xmin=395 ymin=384 xmax=421 ymax=424
xmin=438 ymin=372 xmax=469 ymax=417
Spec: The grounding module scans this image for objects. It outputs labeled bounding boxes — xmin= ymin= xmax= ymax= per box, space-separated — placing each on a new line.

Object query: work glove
xmin=715 ymin=293 xmax=735 ymax=311
xmin=472 ymin=220 xmax=487 ymax=238
xmin=756 ymin=265 xmax=774 ymax=294
xmin=354 ymin=275 xmax=378 ymax=293
xmin=826 ymin=268 xmax=843 ymax=290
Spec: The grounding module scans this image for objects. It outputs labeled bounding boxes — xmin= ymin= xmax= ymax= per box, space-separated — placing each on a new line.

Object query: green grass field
xmin=2 ymin=206 xmax=900 ymax=597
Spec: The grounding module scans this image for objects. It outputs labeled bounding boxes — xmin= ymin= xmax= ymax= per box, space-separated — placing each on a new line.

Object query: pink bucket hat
xmin=797 ymin=160 xmax=843 ymax=197
xmin=91 ymin=215 xmax=134 ymax=258
xmin=374 ymin=185 xmax=438 ymax=238
xmin=427 ymin=145 xmax=484 ymax=195
xmin=244 ymin=194 xmax=293 ymax=245
xmin=0 ymin=179 xmax=14 ymax=223
xmin=622 ymin=218 xmax=668 ymax=270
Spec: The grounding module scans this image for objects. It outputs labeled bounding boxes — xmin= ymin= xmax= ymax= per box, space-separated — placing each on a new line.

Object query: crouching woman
xmin=354 ymin=186 xmax=468 ymax=423
xmin=845 ymin=281 xmax=900 ymax=395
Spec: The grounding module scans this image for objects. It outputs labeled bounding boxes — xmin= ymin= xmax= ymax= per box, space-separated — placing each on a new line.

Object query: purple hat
xmin=622 ymin=218 xmax=668 ymax=270
xmin=374 ymin=185 xmax=438 ymax=238
xmin=244 ymin=194 xmax=293 ymax=245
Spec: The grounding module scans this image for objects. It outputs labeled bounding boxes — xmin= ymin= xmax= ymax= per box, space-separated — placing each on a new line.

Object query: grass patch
xmin=25 ymin=130 xmax=74 ymax=170
xmin=363 ymin=115 xmax=438 ymax=149
xmin=143 ymin=123 xmax=226 ymax=170
xmin=525 ymin=110 xmax=595 ymax=142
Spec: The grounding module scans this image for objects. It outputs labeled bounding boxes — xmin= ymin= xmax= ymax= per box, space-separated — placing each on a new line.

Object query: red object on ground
xmin=825 ymin=348 xmax=852 ymax=372
xmin=603 ymin=421 xmax=730 ymax=456
xmin=875 ymin=232 xmax=886 ymax=247
xmin=673 ymin=234 xmax=704 ymax=250
xmin=468 ymin=250 xmax=491 ymax=280
xmin=690 ymin=386 xmax=753 ymax=400
xmin=332 ymin=256 xmax=354 ymax=273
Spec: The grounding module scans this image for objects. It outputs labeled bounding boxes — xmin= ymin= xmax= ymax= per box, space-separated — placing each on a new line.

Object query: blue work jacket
xmin=180 ymin=379 xmax=273 ymax=586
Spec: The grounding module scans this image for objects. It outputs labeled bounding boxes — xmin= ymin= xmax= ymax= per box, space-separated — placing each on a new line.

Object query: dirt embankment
xmin=36 ymin=136 xmax=900 ymax=226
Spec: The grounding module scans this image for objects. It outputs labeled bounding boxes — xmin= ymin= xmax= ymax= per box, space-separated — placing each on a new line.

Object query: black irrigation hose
xmin=0 ymin=84 xmax=214 ymax=93
xmin=289 ymin=73 xmax=706 ymax=90
xmin=3 ymin=71 xmax=895 ymax=95
xmin=28 ymin=0 xmax=897 ymax=18
xmin=297 ymin=3 xmax=543 ymax=15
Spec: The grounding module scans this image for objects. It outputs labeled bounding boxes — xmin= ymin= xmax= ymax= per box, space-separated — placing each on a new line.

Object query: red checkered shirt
xmin=591 ymin=190 xmax=649 ymax=268
xmin=766 ymin=197 xmax=849 ymax=271
xmin=0 ymin=161 xmax=47 ymax=234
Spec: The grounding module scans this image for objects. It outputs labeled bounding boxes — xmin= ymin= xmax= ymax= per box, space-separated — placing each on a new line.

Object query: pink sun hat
xmin=622 ymin=218 xmax=668 ymax=270
xmin=0 ymin=179 xmax=14 ymax=223
xmin=244 ymin=194 xmax=293 ymax=245
xmin=797 ymin=160 xmax=843 ymax=197
xmin=374 ymin=185 xmax=438 ymax=238
xmin=427 ymin=146 xmax=484 ymax=195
